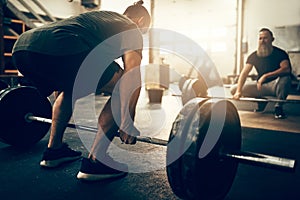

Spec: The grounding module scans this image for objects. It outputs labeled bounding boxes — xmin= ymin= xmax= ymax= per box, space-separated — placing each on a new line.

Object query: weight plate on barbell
xmin=0 ymin=86 xmax=52 ymax=147
xmin=181 ymin=78 xmax=208 ymax=105
xmin=178 ymin=75 xmax=188 ymax=91
xmin=167 ymin=98 xmax=241 ymax=200
xmin=166 ymin=97 xmax=208 ymax=199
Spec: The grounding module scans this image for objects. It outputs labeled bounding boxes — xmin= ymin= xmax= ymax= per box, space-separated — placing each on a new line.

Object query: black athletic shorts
xmin=12 ymin=51 xmax=121 ymax=97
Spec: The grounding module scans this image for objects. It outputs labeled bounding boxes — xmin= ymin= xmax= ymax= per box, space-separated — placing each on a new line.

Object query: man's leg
xmin=13 ymin=51 xmax=88 ymax=167
xmin=230 ymin=81 xmax=269 ymax=111
xmin=230 ymin=81 xmax=261 ymax=97
xmin=77 ymin=69 xmax=129 ymax=181
xmin=89 ymin=97 xmax=119 ymax=160
xmin=275 ymin=76 xmax=291 ymax=101
xmin=47 ymin=91 xmax=73 ymax=149
xmin=40 ymin=91 xmax=82 ymax=167
xmin=259 ymin=76 xmax=291 ymax=118
xmin=273 ymin=76 xmax=291 ymax=119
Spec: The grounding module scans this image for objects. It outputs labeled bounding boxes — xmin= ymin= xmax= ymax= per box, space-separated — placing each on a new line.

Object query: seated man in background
xmin=231 ymin=28 xmax=292 ymax=119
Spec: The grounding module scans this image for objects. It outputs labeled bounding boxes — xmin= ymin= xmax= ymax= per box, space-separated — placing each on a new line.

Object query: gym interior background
xmin=1 ymin=0 xmax=300 ymax=83
xmin=1 ymin=0 xmax=300 ymax=200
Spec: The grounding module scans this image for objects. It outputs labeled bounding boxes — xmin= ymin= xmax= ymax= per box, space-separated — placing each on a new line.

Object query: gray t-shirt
xmin=13 ymin=11 xmax=143 ymax=57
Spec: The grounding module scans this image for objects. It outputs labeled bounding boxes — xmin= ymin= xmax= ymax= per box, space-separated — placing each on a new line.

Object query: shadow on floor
xmin=0 ymin=126 xmax=300 ymax=200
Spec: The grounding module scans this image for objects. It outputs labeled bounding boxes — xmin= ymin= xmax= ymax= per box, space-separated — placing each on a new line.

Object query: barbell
xmin=180 ymin=77 xmax=208 ymax=105
xmin=0 ymin=86 xmax=296 ymax=200
xmin=178 ymin=77 xmax=300 ymax=106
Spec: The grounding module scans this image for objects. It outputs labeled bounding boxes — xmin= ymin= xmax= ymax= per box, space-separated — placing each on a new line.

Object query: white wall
xmin=152 ymin=0 xmax=237 ymax=81
xmin=243 ymin=0 xmax=300 ymax=64
xmin=10 ymin=0 xmax=237 ymax=81
xmin=11 ymin=0 xmax=300 ymax=79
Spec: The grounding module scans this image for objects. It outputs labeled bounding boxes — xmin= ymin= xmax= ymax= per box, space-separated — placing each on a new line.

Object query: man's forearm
xmin=265 ymin=60 xmax=291 ymax=79
xmin=236 ymin=73 xmax=248 ymax=93
xmin=264 ymin=68 xmax=291 ymax=79
xmin=118 ymin=67 xmax=141 ymax=135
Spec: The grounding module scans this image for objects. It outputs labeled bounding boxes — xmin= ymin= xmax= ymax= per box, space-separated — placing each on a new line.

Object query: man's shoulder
xmin=273 ymin=46 xmax=287 ymax=53
xmin=79 ymin=10 xmax=131 ymax=24
xmin=272 ymin=46 xmax=289 ymax=59
xmin=82 ymin=10 xmax=122 ymax=17
xmin=248 ymin=51 xmax=258 ymax=58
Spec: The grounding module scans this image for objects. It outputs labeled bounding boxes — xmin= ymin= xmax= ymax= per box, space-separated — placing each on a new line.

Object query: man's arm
xmin=118 ymin=50 xmax=142 ymax=143
xmin=233 ymin=63 xmax=254 ymax=99
xmin=257 ymin=59 xmax=291 ymax=89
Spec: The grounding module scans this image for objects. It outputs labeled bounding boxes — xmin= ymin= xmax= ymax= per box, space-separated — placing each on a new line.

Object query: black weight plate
xmin=181 ymin=78 xmax=194 ymax=105
xmin=181 ymin=78 xmax=208 ymax=105
xmin=166 ymin=98 xmax=209 ymax=199
xmin=178 ymin=75 xmax=188 ymax=91
xmin=0 ymin=86 xmax=52 ymax=147
xmin=167 ymin=99 xmax=241 ymax=200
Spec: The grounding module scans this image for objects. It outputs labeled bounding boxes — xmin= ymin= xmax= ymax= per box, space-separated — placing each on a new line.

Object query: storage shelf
xmin=4 ymin=69 xmax=20 ymax=75
xmin=3 ymin=35 xmax=18 ymax=40
xmin=2 ymin=18 xmax=27 ymax=74
xmin=4 ymin=53 xmax=12 ymax=57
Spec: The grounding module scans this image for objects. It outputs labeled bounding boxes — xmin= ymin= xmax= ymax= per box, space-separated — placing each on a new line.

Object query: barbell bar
xmin=226 ymin=96 xmax=300 ymax=104
xmin=26 ymin=114 xmax=169 ymax=146
xmin=0 ymin=86 xmax=297 ymax=200
xmin=25 ymin=113 xmax=295 ymax=171
xmin=179 ymin=77 xmax=300 ymax=106
xmin=173 ymin=93 xmax=300 ymax=104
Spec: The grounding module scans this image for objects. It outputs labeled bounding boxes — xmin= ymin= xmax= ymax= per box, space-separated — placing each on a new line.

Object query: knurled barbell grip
xmin=172 ymin=94 xmax=300 ymax=104
xmin=26 ymin=114 xmax=168 ymax=146
xmin=136 ymin=136 xmax=168 ymax=146
xmin=220 ymin=151 xmax=296 ymax=172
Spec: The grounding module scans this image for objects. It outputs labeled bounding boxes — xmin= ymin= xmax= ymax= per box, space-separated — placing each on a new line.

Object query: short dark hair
xmin=259 ymin=28 xmax=274 ymax=38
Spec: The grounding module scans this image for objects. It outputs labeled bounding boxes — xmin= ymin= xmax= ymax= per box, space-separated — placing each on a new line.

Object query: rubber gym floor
xmin=0 ymin=84 xmax=300 ymax=200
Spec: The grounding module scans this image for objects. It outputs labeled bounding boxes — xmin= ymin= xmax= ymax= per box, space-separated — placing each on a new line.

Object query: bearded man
xmin=231 ymin=28 xmax=292 ymax=119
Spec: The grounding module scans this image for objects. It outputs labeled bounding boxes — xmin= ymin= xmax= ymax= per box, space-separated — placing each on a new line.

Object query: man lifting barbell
xmin=230 ymin=28 xmax=292 ymax=119
xmin=0 ymin=87 xmax=296 ymax=199
xmin=12 ymin=1 xmax=151 ymax=181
